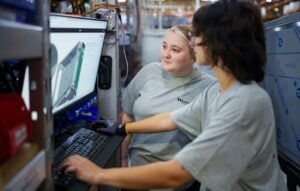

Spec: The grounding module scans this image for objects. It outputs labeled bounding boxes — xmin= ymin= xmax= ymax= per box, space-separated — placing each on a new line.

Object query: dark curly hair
xmin=192 ymin=0 xmax=266 ymax=83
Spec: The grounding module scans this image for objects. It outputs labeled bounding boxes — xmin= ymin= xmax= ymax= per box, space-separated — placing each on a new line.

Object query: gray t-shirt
xmin=173 ymin=82 xmax=287 ymax=191
xmin=121 ymin=62 xmax=216 ymax=166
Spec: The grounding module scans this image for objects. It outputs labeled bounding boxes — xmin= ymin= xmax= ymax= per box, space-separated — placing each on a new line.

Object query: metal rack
xmin=0 ymin=0 xmax=53 ymax=190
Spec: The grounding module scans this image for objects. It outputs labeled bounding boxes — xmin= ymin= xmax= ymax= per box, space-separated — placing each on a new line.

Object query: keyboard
xmin=53 ymin=127 xmax=110 ymax=189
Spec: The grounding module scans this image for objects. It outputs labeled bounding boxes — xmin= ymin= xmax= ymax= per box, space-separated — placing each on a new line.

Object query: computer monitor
xmin=263 ymin=12 xmax=300 ymax=179
xmin=50 ymin=14 xmax=107 ymax=114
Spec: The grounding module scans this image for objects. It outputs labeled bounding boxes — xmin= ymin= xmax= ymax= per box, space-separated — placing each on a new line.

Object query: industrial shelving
xmin=0 ymin=1 xmax=53 ymax=190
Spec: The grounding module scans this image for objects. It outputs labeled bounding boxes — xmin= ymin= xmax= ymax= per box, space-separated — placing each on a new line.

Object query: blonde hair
xmin=169 ymin=25 xmax=191 ymax=45
xmin=168 ymin=25 xmax=195 ymax=61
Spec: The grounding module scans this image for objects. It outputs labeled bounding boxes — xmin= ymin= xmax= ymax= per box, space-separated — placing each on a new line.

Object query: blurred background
xmin=50 ymin=0 xmax=300 ymax=82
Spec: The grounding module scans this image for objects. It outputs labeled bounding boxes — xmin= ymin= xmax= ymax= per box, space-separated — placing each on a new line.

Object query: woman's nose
xmin=162 ymin=49 xmax=171 ymax=58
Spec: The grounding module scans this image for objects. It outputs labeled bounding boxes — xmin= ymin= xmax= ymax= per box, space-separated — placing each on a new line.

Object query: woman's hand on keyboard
xmin=61 ymin=155 xmax=102 ymax=185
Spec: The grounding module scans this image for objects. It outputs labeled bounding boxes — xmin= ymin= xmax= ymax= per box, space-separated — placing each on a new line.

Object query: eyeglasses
xmin=188 ymin=31 xmax=195 ymax=41
xmin=194 ymin=41 xmax=208 ymax=47
xmin=188 ymin=31 xmax=208 ymax=48
xmin=189 ymin=38 xmax=208 ymax=48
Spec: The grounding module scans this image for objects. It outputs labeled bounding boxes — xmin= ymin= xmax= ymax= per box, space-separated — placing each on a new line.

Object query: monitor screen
xmin=263 ymin=13 xmax=300 ymax=173
xmin=0 ymin=61 xmax=29 ymax=109
xmin=21 ymin=65 xmax=30 ymax=110
xmin=50 ymin=14 xmax=107 ymax=114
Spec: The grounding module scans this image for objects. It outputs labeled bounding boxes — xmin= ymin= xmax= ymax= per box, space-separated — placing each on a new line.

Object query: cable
xmin=119 ymin=15 xmax=129 ymax=88
xmin=84 ymin=4 xmax=129 ymax=87
xmin=82 ymin=3 xmax=117 ymax=17
xmin=133 ymin=0 xmax=140 ymax=43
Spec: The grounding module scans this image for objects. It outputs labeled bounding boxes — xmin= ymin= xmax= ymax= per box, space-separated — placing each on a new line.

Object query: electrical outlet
xmin=95 ymin=9 xmax=117 ymax=31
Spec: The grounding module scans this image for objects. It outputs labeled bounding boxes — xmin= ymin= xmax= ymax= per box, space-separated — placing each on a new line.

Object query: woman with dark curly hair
xmin=62 ymin=1 xmax=287 ymax=190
